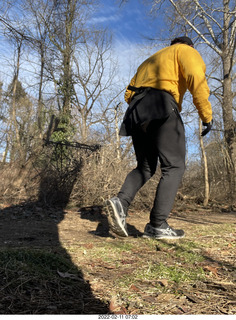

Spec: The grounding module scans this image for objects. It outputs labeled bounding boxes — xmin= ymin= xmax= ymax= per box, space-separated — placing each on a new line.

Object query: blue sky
xmin=90 ymin=1 xmax=205 ymax=158
xmin=0 ymin=0 xmax=166 ymax=90
xmin=89 ymin=0 xmax=168 ymax=92
xmin=92 ymin=0 xmax=164 ymax=44
xmin=0 ymin=0 xmax=209 ymax=159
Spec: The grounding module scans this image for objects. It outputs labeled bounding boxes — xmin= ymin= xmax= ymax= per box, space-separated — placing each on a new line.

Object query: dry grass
xmin=0 ymin=248 xmax=108 ymax=314
xmin=0 ymin=201 xmax=235 ymax=315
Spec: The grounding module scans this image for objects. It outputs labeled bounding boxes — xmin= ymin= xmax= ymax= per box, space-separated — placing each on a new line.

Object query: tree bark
xmin=151 ymin=0 xmax=236 ymax=204
xmin=10 ymin=37 xmax=24 ymax=162
xmin=114 ymin=103 xmax=121 ymax=161
xmin=199 ymin=119 xmax=209 ymax=206
xmin=221 ymin=0 xmax=236 ymax=203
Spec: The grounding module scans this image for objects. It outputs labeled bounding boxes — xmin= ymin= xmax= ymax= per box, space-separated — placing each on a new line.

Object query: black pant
xmin=118 ymin=108 xmax=186 ymax=227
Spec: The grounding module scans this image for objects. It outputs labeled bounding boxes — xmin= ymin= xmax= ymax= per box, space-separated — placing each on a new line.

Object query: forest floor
xmin=0 ymin=200 xmax=235 ymax=315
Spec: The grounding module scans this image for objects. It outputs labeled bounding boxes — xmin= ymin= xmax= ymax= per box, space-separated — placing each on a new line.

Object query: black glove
xmin=201 ymin=120 xmax=213 ymax=136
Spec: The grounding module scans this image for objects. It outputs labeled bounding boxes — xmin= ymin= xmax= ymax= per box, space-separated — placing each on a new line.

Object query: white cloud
xmin=113 ymin=38 xmax=162 ymax=84
xmin=90 ymin=14 xmax=120 ymax=24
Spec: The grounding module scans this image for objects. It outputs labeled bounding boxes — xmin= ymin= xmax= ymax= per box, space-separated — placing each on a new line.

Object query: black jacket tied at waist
xmin=119 ymin=87 xmax=179 ymax=136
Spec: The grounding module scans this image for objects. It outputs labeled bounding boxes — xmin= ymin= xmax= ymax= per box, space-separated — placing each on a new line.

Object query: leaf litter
xmin=0 ymin=202 xmax=235 ymax=314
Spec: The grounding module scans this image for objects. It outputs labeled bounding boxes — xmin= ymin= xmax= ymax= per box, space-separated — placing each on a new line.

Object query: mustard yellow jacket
xmin=125 ymin=43 xmax=212 ymax=123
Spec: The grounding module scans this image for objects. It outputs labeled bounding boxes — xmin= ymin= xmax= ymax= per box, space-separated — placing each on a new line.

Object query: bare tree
xmin=21 ymin=0 xmax=53 ymax=138
xmin=7 ymin=35 xmax=25 ymax=162
xmin=199 ymin=119 xmax=209 ymax=205
xmin=146 ymin=0 xmax=236 ymax=202
xmin=72 ymin=29 xmax=121 ymax=142
xmin=40 ymin=0 xmax=79 ymax=132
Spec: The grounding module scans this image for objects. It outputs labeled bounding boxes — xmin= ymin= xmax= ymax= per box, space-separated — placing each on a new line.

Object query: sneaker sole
xmin=104 ymin=200 xmax=128 ymax=237
xmin=142 ymin=233 xmax=185 ymax=240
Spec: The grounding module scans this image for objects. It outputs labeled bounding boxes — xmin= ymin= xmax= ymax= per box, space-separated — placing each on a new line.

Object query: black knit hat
xmin=171 ymin=36 xmax=194 ymax=46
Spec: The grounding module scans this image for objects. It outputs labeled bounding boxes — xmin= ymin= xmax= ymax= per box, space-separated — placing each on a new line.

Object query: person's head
xmin=170 ymin=36 xmax=194 ymax=47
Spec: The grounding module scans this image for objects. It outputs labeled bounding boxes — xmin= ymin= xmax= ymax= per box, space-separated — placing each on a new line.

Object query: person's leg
xmin=149 ymin=109 xmax=186 ymax=227
xmin=104 ymin=127 xmax=158 ymax=237
xmin=118 ymin=128 xmax=158 ymax=211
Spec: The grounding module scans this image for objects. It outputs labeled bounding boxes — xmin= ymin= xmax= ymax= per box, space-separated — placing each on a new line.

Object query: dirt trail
xmin=0 ymin=202 xmax=235 ymax=314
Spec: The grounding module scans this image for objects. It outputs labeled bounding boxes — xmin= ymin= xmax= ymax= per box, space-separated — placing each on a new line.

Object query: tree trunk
xmin=199 ymin=119 xmax=210 ymax=206
xmin=222 ymin=0 xmax=236 ymax=204
xmin=114 ymin=103 xmax=121 ymax=161
xmin=222 ymin=57 xmax=236 ymax=204
xmin=10 ymin=38 xmax=24 ymax=163
xmin=80 ymin=109 xmax=88 ymax=142
xmin=62 ymin=0 xmax=75 ymax=117
xmin=37 ymin=41 xmax=45 ymax=139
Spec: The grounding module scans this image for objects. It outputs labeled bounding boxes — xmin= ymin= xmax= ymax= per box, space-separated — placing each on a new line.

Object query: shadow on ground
xmin=79 ymin=205 xmax=143 ymax=238
xmin=0 ymin=201 xmax=109 ymax=314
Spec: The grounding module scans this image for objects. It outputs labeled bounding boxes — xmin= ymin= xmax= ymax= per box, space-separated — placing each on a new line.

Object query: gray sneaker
xmin=104 ymin=197 xmax=128 ymax=237
xmin=143 ymin=221 xmax=185 ymax=239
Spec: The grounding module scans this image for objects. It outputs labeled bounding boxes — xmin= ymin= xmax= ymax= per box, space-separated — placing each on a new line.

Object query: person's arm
xmin=178 ymin=46 xmax=213 ymax=124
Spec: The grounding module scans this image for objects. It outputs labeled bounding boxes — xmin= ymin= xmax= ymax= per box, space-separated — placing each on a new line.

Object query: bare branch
xmin=158 ymin=0 xmax=223 ymax=55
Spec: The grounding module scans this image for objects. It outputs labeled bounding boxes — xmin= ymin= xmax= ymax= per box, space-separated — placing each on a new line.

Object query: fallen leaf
xmin=177 ymin=305 xmax=188 ymax=314
xmin=158 ymin=279 xmax=168 ymax=287
xmin=185 ymin=294 xmax=198 ymax=303
xmin=104 ymin=264 xmax=116 ymax=269
xmin=156 ymin=293 xmax=175 ymax=302
xmin=84 ymin=243 xmax=93 ymax=249
xmin=130 ymin=284 xmax=142 ymax=292
xmin=203 ymin=265 xmax=219 ymax=277
xmin=142 ymin=295 xmax=157 ymax=303
xmin=109 ymin=296 xmax=127 ymax=314
xmin=109 ymin=297 xmax=118 ymax=313
xmin=57 ymin=270 xmax=83 ymax=280
xmin=119 ymin=306 xmax=128 ymax=315
xmin=121 ymin=259 xmax=136 ymax=265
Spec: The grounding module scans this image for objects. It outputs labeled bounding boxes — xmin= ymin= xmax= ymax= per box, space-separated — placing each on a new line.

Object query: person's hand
xmin=201 ymin=120 xmax=213 ymax=136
